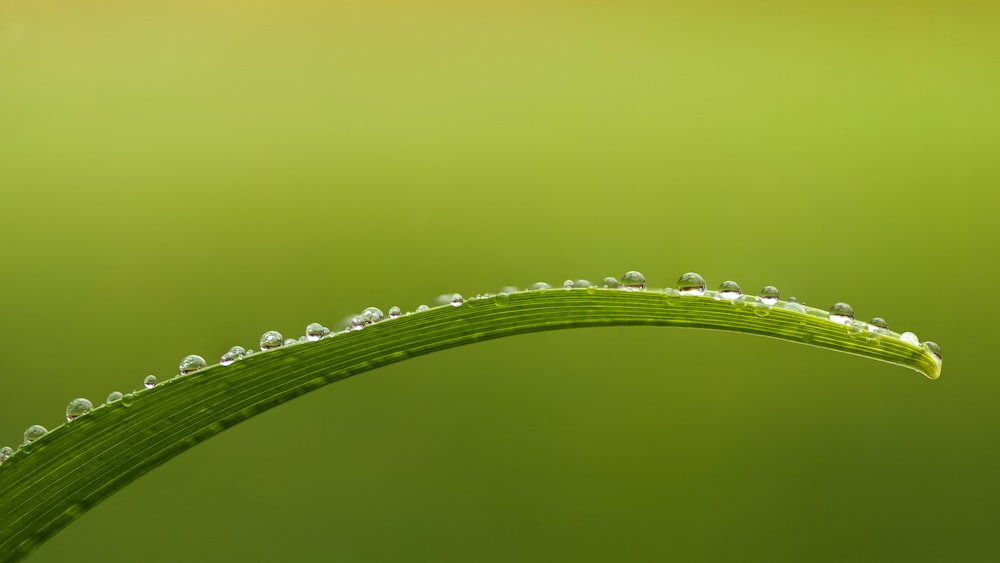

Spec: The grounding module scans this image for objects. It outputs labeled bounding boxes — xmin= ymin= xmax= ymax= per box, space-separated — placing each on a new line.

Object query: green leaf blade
xmin=0 ymin=289 xmax=940 ymax=561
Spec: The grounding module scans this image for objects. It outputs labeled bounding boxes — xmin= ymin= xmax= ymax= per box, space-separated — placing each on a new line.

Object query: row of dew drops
xmin=0 ymin=270 xmax=941 ymax=466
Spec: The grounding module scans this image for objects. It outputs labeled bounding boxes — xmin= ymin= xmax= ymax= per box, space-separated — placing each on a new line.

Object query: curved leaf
xmin=0 ymin=288 xmax=941 ymax=561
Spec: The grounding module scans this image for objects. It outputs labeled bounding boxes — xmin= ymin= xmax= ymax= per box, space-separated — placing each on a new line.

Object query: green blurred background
xmin=1 ymin=0 xmax=997 ymax=561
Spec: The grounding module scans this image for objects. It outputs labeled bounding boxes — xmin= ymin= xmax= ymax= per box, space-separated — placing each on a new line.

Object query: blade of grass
xmin=0 ymin=288 xmax=941 ymax=560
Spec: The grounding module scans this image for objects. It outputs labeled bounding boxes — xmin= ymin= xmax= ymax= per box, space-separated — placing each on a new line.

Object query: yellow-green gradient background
xmin=1 ymin=1 xmax=997 ymax=561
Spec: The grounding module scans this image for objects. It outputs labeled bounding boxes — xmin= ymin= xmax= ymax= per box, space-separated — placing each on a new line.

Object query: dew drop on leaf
xmin=759 ymin=286 xmax=780 ymax=306
xmin=620 ymin=271 xmax=646 ymax=291
xmin=780 ymin=299 xmax=807 ymax=314
xmin=259 ymin=331 xmax=284 ymax=351
xmin=305 ymin=323 xmax=330 ymax=341
xmin=677 ymin=272 xmax=706 ymax=296
xmin=23 ymin=424 xmax=48 ymax=443
xmin=732 ymin=294 xmax=754 ymax=307
xmin=362 ymin=307 xmax=385 ymax=323
xmin=923 ymin=341 xmax=942 ymax=359
xmin=65 ymin=398 xmax=93 ymax=422
xmin=848 ymin=320 xmax=868 ymax=339
xmin=179 ymin=354 xmax=208 ymax=374
xmin=717 ymin=280 xmax=741 ymax=300
xmin=828 ymin=303 xmax=855 ymax=325
xmin=221 ymin=345 xmax=246 ymax=366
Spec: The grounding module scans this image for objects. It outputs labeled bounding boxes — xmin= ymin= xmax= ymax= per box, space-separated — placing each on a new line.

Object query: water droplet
xmin=449 ymin=294 xmax=464 ymax=307
xmin=143 ymin=375 xmax=157 ymax=389
xmin=179 ymin=354 xmax=208 ymax=374
xmin=362 ymin=307 xmax=385 ymax=323
xmin=575 ymin=279 xmax=592 ymax=288
xmin=677 ymin=272 xmax=706 ymax=296
xmin=221 ymin=345 xmax=246 ymax=366
xmin=65 ymin=398 xmax=93 ymax=421
xmin=23 ymin=425 xmax=47 ymax=443
xmin=351 ymin=315 xmax=366 ymax=330
xmin=868 ymin=325 xmax=889 ymax=342
xmin=900 ymin=332 xmax=920 ymax=346
xmin=717 ymin=280 xmax=741 ymax=300
xmin=283 ymin=338 xmax=298 ymax=346
xmin=602 ymin=277 xmax=620 ymax=289
xmin=563 ymin=279 xmax=575 ymax=289
xmin=0 ymin=446 xmax=11 ymax=463
xmin=499 ymin=285 xmax=519 ymax=294
xmin=867 ymin=317 xmax=887 ymax=330
xmin=923 ymin=341 xmax=942 ymax=360
xmin=779 ymin=299 xmax=807 ymax=314
xmin=862 ymin=324 xmax=884 ymax=343
xmin=753 ymin=304 xmax=770 ymax=317
xmin=106 ymin=391 xmax=123 ymax=403
xmin=416 ymin=305 xmax=430 ymax=312
xmin=496 ymin=292 xmax=511 ymax=307
xmin=828 ymin=302 xmax=854 ymax=325
xmin=244 ymin=348 xmax=254 ymax=356
xmin=259 ymin=331 xmax=284 ymax=351
xmin=388 ymin=306 xmax=402 ymax=319
xmin=122 ymin=393 xmax=135 ymax=407
xmin=759 ymin=286 xmax=780 ymax=306
xmin=651 ymin=289 xmax=675 ymax=304
xmin=306 ymin=322 xmax=330 ymax=341
xmin=528 ymin=282 xmax=551 ymax=291
xmin=620 ymin=271 xmax=647 ymax=291
xmin=848 ymin=320 xmax=868 ymax=340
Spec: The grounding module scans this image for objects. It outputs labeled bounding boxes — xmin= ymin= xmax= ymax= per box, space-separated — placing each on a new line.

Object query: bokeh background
xmin=1 ymin=0 xmax=997 ymax=561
